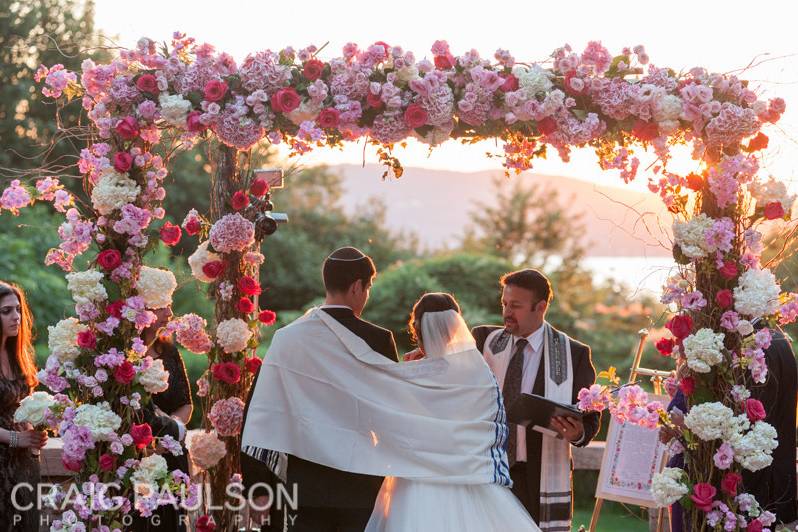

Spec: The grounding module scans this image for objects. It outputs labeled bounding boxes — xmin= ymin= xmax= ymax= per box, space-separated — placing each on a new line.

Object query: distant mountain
xmin=329 ymin=164 xmax=674 ymax=257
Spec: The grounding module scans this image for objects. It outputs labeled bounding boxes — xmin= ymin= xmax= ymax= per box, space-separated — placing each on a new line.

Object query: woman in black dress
xmin=0 ymin=281 xmax=47 ymax=531
xmin=139 ymin=306 xmax=193 ymax=530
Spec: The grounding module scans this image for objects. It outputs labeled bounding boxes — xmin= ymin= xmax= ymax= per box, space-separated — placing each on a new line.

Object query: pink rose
xmin=113 ymin=152 xmax=133 ymax=172
xmin=366 ymin=92 xmax=384 ymax=110
xmin=187 ymin=111 xmax=206 ymax=133
xmin=655 ymin=338 xmax=675 ymax=356
xmin=665 ymin=314 xmax=693 ymax=340
xmin=434 ymin=54 xmax=455 ymax=70
xmin=632 ymin=120 xmax=659 ymax=142
xmin=236 ymin=296 xmax=255 ymax=314
xmin=238 ymin=276 xmax=262 ymax=296
xmin=270 ymin=87 xmax=301 ymax=113
xmin=258 ymin=309 xmax=277 ymax=326
xmin=715 ymin=289 xmax=733 ymax=309
xmin=747 ymin=519 xmax=763 ymax=532
xmin=721 ymin=471 xmax=742 ymax=497
xmin=203 ymin=79 xmax=228 ymax=102
xmin=202 ymin=260 xmax=225 ymax=279
xmin=230 ymin=190 xmax=249 ymax=211
xmin=764 ymin=201 xmax=785 ymax=220
xmin=303 ymin=59 xmax=324 ymax=81
xmin=136 ymin=74 xmax=158 ymax=95
xmin=76 ymin=330 xmax=96 ymax=350
xmin=114 ymin=116 xmax=140 ymax=140
xmin=690 ymin=482 xmax=716 ymax=512
xmin=317 ymin=108 xmax=340 ymax=129
xmin=245 ymin=356 xmax=263 ymax=374
xmin=99 ymin=453 xmax=116 ymax=472
xmin=97 ymin=249 xmax=122 ymax=271
xmin=404 ymin=103 xmax=428 ymax=129
xmin=746 ymin=132 xmax=769 ymax=152
xmin=679 ymin=376 xmax=695 ymax=396
xmin=159 ymin=222 xmax=182 ymax=246
xmin=745 ymin=398 xmax=767 ymax=422
xmin=719 ymin=260 xmax=739 ymax=280
xmin=537 ymin=116 xmax=558 ymax=136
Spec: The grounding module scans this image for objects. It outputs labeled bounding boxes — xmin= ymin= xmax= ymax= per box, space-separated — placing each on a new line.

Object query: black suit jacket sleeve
xmin=570 ymin=341 xmax=600 ymax=447
xmin=471 ymin=325 xmax=501 ymax=354
xmin=141 ymin=403 xmax=180 ymax=440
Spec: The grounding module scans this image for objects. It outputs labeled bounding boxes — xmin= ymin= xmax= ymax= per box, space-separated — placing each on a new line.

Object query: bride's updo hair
xmin=408 ymin=292 xmax=460 ymax=347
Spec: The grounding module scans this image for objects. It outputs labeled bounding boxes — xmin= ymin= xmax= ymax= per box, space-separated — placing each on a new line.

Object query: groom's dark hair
xmin=500 ymin=269 xmax=553 ymax=306
xmin=323 ymin=246 xmax=376 ymax=294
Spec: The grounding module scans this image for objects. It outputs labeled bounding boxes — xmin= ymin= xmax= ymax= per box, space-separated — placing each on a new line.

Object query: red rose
xmin=536 ymin=116 xmax=558 ymax=136
xmin=745 ymin=398 xmax=767 ymax=422
xmin=62 ymin=458 xmax=82 ymax=472
xmin=690 ymin=482 xmax=716 ymax=512
xmin=203 ymin=79 xmax=228 ymax=102
xmin=404 ymin=103 xmax=428 ymax=129
xmin=366 ymin=91 xmax=384 ymax=110
xmin=685 ymin=173 xmax=704 ymax=192
xmin=500 ymin=74 xmax=519 ymax=93
xmin=202 ymin=260 xmax=225 ymax=280
xmin=211 ymin=362 xmax=241 ymax=385
xmin=245 ymin=356 xmax=263 ymax=374
xmin=715 ymin=289 xmax=733 ymax=309
xmin=187 ymin=110 xmax=206 ymax=133
xmin=114 ymin=360 xmax=135 ymax=385
xmin=719 ymin=260 xmax=739 ymax=280
xmin=665 ymin=314 xmax=693 ymax=340
xmin=238 ymin=276 xmax=262 ymax=296
xmin=764 ymin=201 xmax=785 ymax=220
xmin=114 ymin=116 xmax=140 ymax=140
xmin=249 ymin=177 xmax=270 ymax=197
xmin=106 ymin=300 xmax=124 ymax=319
xmin=136 ymin=74 xmax=158 ymax=94
xmin=196 ymin=515 xmax=216 ymax=532
xmin=184 ymin=217 xmax=201 ymax=236
xmin=434 ymin=54 xmax=455 ymax=70
xmin=231 ymin=190 xmax=250 ymax=211
xmin=270 ymin=87 xmax=301 ymax=113
xmin=77 ymin=330 xmax=96 ymax=350
xmin=679 ymin=376 xmax=695 ymax=396
xmin=747 ymin=519 xmax=763 ymax=532
xmin=159 ymin=222 xmax=182 ymax=246
xmin=317 ymin=108 xmax=340 ymax=129
xmin=258 ymin=309 xmax=277 ymax=326
xmin=720 ymin=471 xmax=742 ymax=497
xmin=130 ymin=423 xmax=153 ymax=449
xmin=655 ymin=337 xmax=674 ymax=356
xmin=113 ymin=152 xmax=134 ymax=173
xmin=99 ymin=453 xmax=116 ymax=472
xmin=631 ymin=120 xmax=659 ymax=142
xmin=237 ymin=296 xmax=255 ymax=314
xmin=303 ymin=58 xmax=325 ymax=81
xmin=746 ymin=132 xmax=769 ymax=152
xmin=97 ymin=249 xmax=122 ymax=271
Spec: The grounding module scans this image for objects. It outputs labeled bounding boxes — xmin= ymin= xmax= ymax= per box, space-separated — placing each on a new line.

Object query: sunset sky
xmin=94 ymin=0 xmax=798 ymax=195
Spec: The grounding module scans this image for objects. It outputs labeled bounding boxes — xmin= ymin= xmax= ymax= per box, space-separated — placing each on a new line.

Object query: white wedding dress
xmin=364 ymin=310 xmax=540 ymax=532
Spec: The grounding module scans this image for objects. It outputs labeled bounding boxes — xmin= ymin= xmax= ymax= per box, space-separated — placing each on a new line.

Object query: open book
xmin=506 ymin=393 xmax=585 ymax=437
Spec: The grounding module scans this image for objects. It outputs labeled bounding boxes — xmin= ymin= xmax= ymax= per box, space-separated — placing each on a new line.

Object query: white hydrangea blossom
xmin=48 ymin=318 xmax=88 ymax=362
xmin=748 ymin=176 xmax=796 ymax=214
xmin=683 ymin=328 xmax=726 ymax=373
xmin=137 ymin=358 xmax=170 ymax=393
xmin=187 ymin=430 xmax=227 ymax=470
xmin=136 ymin=266 xmax=176 ymax=309
xmin=732 ymin=421 xmax=778 ymax=472
xmin=73 ymin=402 xmax=122 ymax=441
xmin=672 ymin=214 xmax=714 ymax=259
xmin=651 ymin=467 xmax=689 ymax=507
xmin=216 ymin=318 xmax=252 ymax=354
xmin=131 ymin=454 xmax=168 ymax=495
xmin=187 ymin=240 xmax=221 ymax=283
xmin=684 ymin=402 xmax=740 ymax=441
xmin=14 ymin=391 xmax=56 ymax=426
xmin=90 ymin=168 xmax=140 ymax=215
xmin=287 ymin=100 xmax=323 ymax=126
xmin=653 ymin=93 xmax=683 ymax=134
xmin=733 ymin=268 xmax=781 ymax=319
xmin=158 ymin=93 xmax=192 ymax=127
xmin=65 ymin=269 xmax=107 ymax=305
xmin=514 ymin=64 xmax=553 ymax=98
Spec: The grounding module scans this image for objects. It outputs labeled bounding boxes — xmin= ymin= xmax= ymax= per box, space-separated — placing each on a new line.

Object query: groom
xmin=241 ymin=246 xmax=398 ymax=531
xmin=472 ymin=268 xmax=600 ymax=528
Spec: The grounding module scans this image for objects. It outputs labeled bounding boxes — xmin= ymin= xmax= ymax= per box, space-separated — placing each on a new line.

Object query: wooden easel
xmin=589 ymin=329 xmax=673 ymax=532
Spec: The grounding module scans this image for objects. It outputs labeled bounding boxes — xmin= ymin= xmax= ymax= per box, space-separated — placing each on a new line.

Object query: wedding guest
xmin=134 ymin=306 xmax=192 ymax=531
xmin=0 ymin=281 xmax=47 ymax=531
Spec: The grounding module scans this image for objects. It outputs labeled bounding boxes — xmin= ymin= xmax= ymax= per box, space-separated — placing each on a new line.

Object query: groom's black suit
xmin=241 ymin=307 xmax=398 ymax=532
xmin=472 ymin=325 xmax=600 ymax=524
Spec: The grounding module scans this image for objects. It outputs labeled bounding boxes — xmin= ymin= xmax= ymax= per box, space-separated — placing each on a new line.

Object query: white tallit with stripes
xmin=241 ymin=308 xmax=512 ymax=487
xmin=482 ymin=323 xmax=574 ymax=532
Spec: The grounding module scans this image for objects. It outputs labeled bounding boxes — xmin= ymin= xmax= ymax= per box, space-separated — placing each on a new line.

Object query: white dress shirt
xmin=515 ymin=325 xmax=545 ymax=463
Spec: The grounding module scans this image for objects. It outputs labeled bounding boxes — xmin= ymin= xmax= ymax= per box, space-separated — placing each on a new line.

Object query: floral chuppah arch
xmin=3 ymin=32 xmax=796 ymax=530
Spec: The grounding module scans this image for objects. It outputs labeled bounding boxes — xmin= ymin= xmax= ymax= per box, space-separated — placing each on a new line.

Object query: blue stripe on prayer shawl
xmin=489 ymin=375 xmax=511 ymax=486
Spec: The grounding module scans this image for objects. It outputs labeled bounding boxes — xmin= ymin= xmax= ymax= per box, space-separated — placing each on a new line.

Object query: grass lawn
xmin=573 ymin=502 xmax=651 ymax=531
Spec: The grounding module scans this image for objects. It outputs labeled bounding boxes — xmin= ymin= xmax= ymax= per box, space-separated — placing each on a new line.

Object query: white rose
xmin=158 ymin=93 xmax=193 ymax=127
xmin=14 ymin=391 xmax=56 ymax=426
xmin=91 ymin=168 xmax=140 ymax=215
xmin=188 ymin=241 xmax=221 ymax=283
xmin=48 ymin=318 xmax=88 ymax=363
xmin=137 ymin=358 xmax=170 ymax=394
xmin=733 ymin=269 xmax=781 ymax=319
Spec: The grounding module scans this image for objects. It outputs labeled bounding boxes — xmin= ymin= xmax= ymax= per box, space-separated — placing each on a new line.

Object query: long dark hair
xmin=0 ymin=281 xmax=38 ymax=390
xmin=408 ymin=292 xmax=460 ymax=347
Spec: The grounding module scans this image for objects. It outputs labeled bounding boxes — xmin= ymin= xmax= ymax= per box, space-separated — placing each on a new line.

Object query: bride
xmin=366 ymin=292 xmax=538 ymax=531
